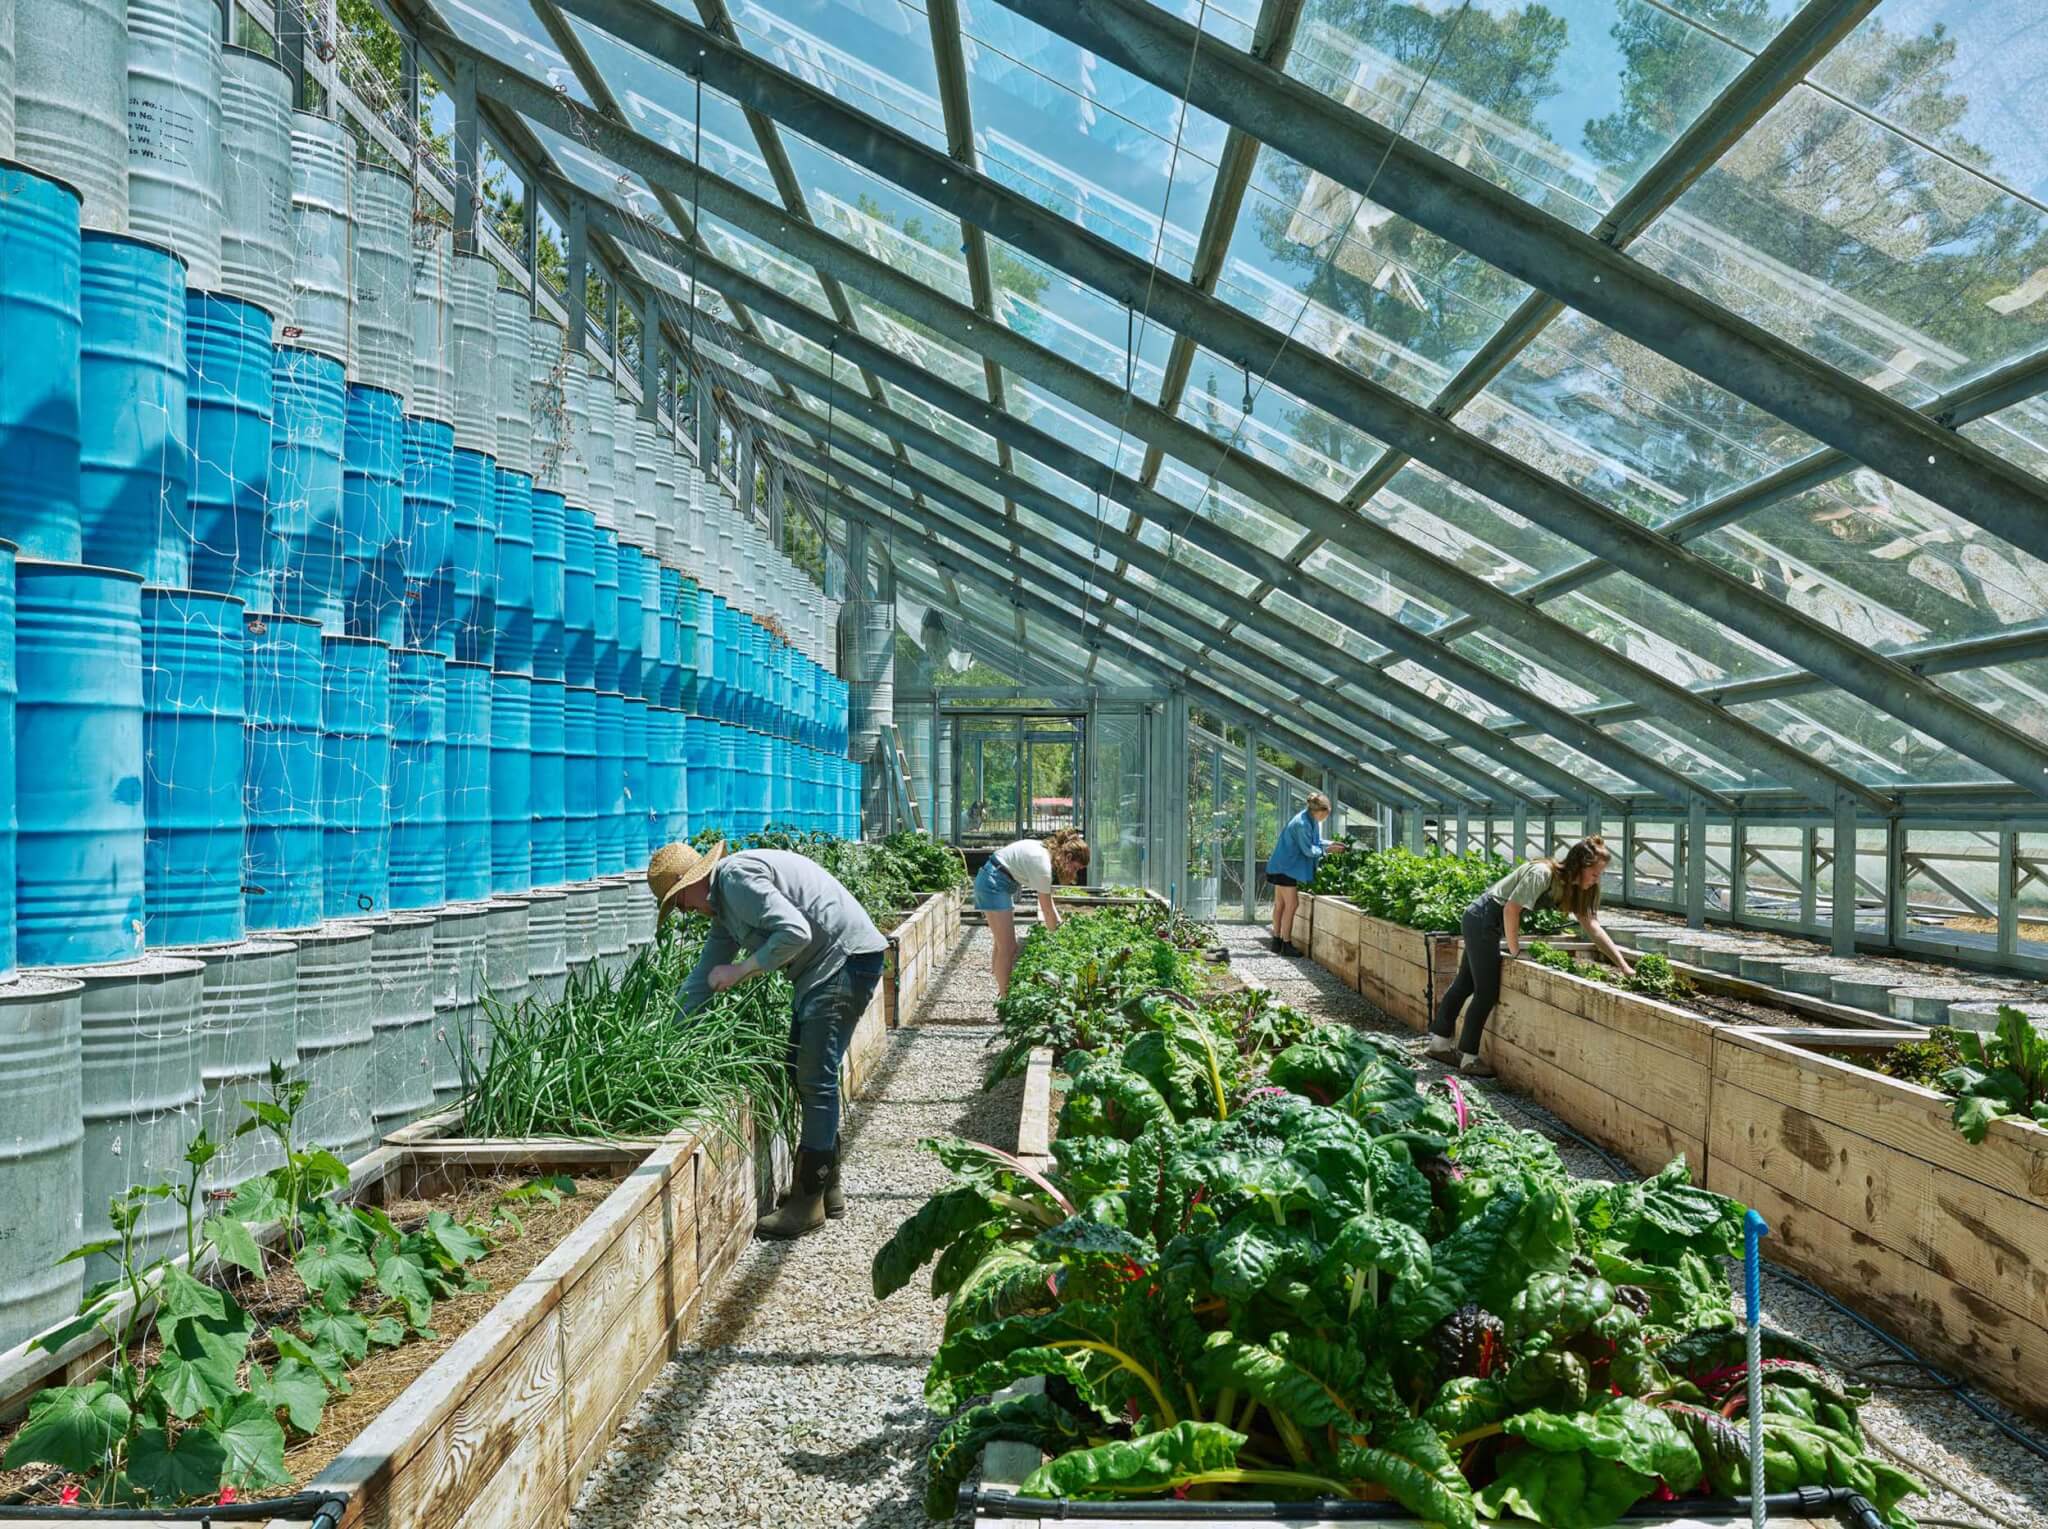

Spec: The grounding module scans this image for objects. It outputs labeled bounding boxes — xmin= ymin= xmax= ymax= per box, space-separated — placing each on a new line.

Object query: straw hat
xmin=647 ymin=840 xmax=726 ymax=924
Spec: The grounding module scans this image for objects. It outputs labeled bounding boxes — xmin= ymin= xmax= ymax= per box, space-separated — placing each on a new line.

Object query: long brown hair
xmin=1043 ymin=828 xmax=1091 ymax=885
xmin=1544 ymin=835 xmax=1610 ymax=918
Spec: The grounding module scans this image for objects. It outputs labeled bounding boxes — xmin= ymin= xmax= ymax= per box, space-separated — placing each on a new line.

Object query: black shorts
xmin=1266 ymin=872 xmax=1298 ymax=888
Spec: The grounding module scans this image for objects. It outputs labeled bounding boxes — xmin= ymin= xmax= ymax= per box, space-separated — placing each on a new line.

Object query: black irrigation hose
xmin=967 ymin=1485 xmax=1867 ymax=1522
xmin=0 ymin=1492 xmax=347 ymax=1524
xmin=1512 ymin=1100 xmax=2048 ymax=1467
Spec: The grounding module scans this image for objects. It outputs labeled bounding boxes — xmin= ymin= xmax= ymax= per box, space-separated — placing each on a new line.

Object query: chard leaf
xmin=872 ymin=1187 xmax=996 ymax=1300
xmin=1017 ymin=1420 xmax=1246 ymax=1499
xmin=1058 ymin=1057 xmax=1172 ymax=1142
xmin=923 ymin=1393 xmax=1089 ymax=1520
xmin=1422 ymin=1376 xmax=1508 ymax=1434
xmin=1476 ymin=1448 xmax=1656 ymax=1529
xmin=1049 ymin=1135 xmax=1130 ymax=1197
xmin=1503 ymin=1396 xmax=1701 ymax=1489
xmin=945 ymin=1242 xmax=1057 ymax=1335
xmin=926 ymin=1346 xmax=1115 ymax=1419
xmin=1340 ymin=1417 xmax=1475 ymax=1529
xmin=1661 ymin=1400 xmax=1748 ymax=1495
xmin=1200 ymin=1331 xmax=1359 ymax=1429
xmin=1204 ymin=1215 xmax=1318 ymax=1302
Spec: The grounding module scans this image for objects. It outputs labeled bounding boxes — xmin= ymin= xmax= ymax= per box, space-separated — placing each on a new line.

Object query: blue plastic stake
xmin=1745 ymin=1209 xmax=1769 ymax=1529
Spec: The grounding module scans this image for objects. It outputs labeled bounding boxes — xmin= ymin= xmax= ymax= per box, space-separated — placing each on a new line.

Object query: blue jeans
xmin=788 ymin=951 xmax=885 ymax=1152
xmin=973 ymin=857 xmax=1019 ymax=912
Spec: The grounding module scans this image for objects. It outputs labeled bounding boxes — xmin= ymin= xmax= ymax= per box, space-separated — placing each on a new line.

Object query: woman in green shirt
xmin=1426 ymin=836 xmax=1631 ymax=1076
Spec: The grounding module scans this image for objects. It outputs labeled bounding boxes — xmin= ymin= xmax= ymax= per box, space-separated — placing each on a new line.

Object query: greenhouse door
xmin=950 ymin=713 xmax=1085 ymax=847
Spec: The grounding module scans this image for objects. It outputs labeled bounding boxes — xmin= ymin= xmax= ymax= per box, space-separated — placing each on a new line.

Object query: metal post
xmin=399 ymin=23 xmax=421 ymax=162
xmin=1885 ymin=817 xmax=1906 ymax=955
xmin=1801 ymin=824 xmax=1819 ymax=932
xmin=636 ymin=290 xmax=659 ymax=419
xmin=1832 ymin=792 xmax=1858 ymax=956
xmin=1512 ymin=802 xmax=1527 ymax=866
xmin=768 ymin=470 xmax=785 ymax=549
xmin=1998 ymin=827 xmax=2019 ymax=961
xmin=1621 ymin=813 xmax=1636 ymax=904
xmin=450 ymin=57 xmax=481 ymax=257
xmin=1406 ymin=806 xmax=1423 ymax=854
xmin=1242 ymin=728 xmax=1258 ymax=923
xmin=738 ymin=436 xmax=756 ymax=523
xmin=1730 ymin=816 xmax=1747 ymax=920
xmin=1686 ymin=795 xmax=1708 ymax=929
xmin=279 ymin=0 xmax=308 ymax=110
xmin=565 ymin=203 xmax=589 ymax=354
xmin=1457 ymin=803 xmax=1469 ymax=856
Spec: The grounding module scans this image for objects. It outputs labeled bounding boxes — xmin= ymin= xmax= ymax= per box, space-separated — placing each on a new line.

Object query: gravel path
xmin=570 ymin=928 xmax=1004 ymax=1529
xmin=1216 ymin=919 xmax=2048 ymax=1529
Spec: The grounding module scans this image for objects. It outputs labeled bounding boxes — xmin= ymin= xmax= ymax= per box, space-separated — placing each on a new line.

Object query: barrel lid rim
xmin=445 ymin=659 xmax=494 ymax=672
xmin=0 ymin=973 xmax=90 ymax=999
xmin=344 ymin=380 xmax=408 ymax=404
xmin=0 ymin=160 xmax=87 ymax=204
xmin=530 ymin=675 xmax=567 ymax=688
xmin=368 ymin=913 xmax=438 ymax=928
xmin=322 ymin=635 xmax=393 ymax=649
xmin=290 ymin=108 xmax=354 ymax=134
xmin=17 ymin=558 xmax=146 ymax=583
xmin=172 ymin=939 xmax=299 ymax=958
xmin=244 ymin=610 xmax=324 ymax=629
xmin=48 ymin=956 xmax=209 ymax=980
xmin=274 ymin=342 xmax=349 ymax=369
xmin=81 ymin=229 xmax=192 ymax=272
xmin=141 ymin=586 xmax=248 ymax=608
xmin=187 ymin=289 xmax=280 ymax=322
xmin=283 ymin=922 xmax=377 ymax=943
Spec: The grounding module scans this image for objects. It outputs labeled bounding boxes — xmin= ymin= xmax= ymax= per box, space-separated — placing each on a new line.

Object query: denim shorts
xmin=973 ymin=857 xmax=1020 ymax=912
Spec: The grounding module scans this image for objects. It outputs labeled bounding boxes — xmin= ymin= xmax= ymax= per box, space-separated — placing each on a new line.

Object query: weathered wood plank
xmin=1018 ymin=1048 xmax=1054 ymax=1172
xmin=1489 ymin=1033 xmax=1705 ymax=1179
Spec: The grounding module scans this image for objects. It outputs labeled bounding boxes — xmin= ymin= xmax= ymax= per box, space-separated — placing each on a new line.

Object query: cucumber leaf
xmin=2 ymin=1383 xmax=130 ymax=1475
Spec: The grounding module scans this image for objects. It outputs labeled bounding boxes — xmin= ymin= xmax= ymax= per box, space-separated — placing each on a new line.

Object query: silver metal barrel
xmin=524 ymin=887 xmax=568 ymax=1005
xmin=562 ymin=882 xmax=599 ymax=975
xmin=429 ymin=901 xmax=490 ymax=1107
xmin=284 ymin=112 xmax=353 ymax=362
xmin=625 ymin=875 xmax=657 ymax=953
xmin=561 ymin=352 xmax=592 ymax=507
xmin=481 ymin=898 xmax=530 ymax=1076
xmin=529 ymin=314 xmax=567 ymax=492
xmin=449 ymin=253 xmax=497 ymax=457
xmin=409 ymin=226 xmax=454 ymax=426
xmin=349 ymin=161 xmax=413 ymax=404
xmin=185 ymin=939 xmax=297 ymax=1196
xmin=596 ymin=876 xmax=630 ymax=976
xmin=14 ymin=0 xmax=129 ymax=233
xmin=0 ymin=975 xmax=86 ymax=1356
xmin=219 ymin=46 xmax=294 ymax=323
xmin=289 ymin=923 xmax=375 ymax=1164
xmin=632 ymin=418 xmax=662 ymax=553
xmin=67 ymin=956 xmax=206 ymax=1280
xmin=582 ymin=364 xmax=617 ymax=528
xmin=492 ymin=288 xmax=532 ymax=476
xmin=126 ymin=0 xmax=223 ymax=290
xmin=609 ymin=392 xmax=638 ymax=535
xmin=369 ymin=914 xmax=436 ymax=1130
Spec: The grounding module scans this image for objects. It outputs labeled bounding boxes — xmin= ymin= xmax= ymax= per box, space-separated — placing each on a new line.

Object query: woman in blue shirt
xmin=1265 ymin=792 xmax=1343 ymax=954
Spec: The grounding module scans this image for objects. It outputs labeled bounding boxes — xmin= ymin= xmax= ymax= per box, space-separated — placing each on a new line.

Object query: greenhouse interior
xmin=1 ymin=0 xmax=2047 ymax=1524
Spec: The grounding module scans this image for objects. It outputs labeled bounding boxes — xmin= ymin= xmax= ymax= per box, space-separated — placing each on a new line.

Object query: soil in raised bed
xmin=0 ymin=1170 xmax=614 ymax=1504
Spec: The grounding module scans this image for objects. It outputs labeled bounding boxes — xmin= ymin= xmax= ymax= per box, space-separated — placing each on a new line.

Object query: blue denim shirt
xmin=1265 ymin=809 xmax=1326 ymax=883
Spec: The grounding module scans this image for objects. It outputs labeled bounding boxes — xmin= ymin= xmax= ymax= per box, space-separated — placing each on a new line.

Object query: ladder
xmin=878 ymin=723 xmax=924 ymax=831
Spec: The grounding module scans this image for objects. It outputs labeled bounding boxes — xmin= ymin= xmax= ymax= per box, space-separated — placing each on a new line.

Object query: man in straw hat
xmin=648 ymin=839 xmax=888 ymax=1239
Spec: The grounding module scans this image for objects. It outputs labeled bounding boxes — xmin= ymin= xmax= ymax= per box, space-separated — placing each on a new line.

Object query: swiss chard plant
xmin=1526 ymin=944 xmax=1693 ymax=1004
xmin=1309 ymin=847 xmax=1572 ymax=937
xmin=879 ymin=1018 xmax=1923 ymax=1527
xmin=1939 ymin=1007 xmax=2048 ymax=1141
xmin=4 ymin=1066 xmax=500 ymax=1509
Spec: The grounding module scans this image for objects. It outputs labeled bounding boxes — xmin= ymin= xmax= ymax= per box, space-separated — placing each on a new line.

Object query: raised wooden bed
xmin=1704 ymin=1027 xmax=2048 ymax=1422
xmin=1307 ymin=894 xmax=1361 ymax=988
xmin=1486 ymin=959 xmax=1729 ymax=1181
xmin=1301 ymin=897 xmax=1460 ymax=1032
xmin=885 ymin=886 xmax=965 ymax=1027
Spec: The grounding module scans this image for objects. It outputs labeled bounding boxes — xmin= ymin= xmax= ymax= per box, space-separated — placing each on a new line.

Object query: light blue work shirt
xmin=1265 ymin=809 xmax=1326 ymax=883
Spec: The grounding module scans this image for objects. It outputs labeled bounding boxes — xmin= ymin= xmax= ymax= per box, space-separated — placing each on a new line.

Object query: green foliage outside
xmin=5 ymin=1069 xmax=534 ymax=1507
xmin=876 ymin=909 xmax=1921 ymax=1523
xmin=1310 ymin=847 xmax=1570 ymax=937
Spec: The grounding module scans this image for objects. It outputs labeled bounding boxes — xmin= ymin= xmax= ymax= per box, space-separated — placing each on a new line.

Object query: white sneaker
xmin=1459 ymin=1052 xmax=1495 ymax=1079
xmin=1424 ymin=1036 xmax=1461 ymax=1066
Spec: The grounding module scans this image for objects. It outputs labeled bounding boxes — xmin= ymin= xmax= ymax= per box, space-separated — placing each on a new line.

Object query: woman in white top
xmin=973 ymin=830 xmax=1091 ymax=996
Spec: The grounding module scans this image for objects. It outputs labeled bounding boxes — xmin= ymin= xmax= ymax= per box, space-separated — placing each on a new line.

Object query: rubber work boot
xmin=1424 ymin=1035 xmax=1462 ymax=1067
xmin=758 ymin=1148 xmax=834 ymax=1240
xmin=824 ymin=1153 xmax=846 ymax=1219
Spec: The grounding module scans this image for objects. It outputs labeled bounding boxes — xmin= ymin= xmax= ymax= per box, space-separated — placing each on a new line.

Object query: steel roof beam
xmin=1005 ymin=0 xmax=2048 ymax=560
xmin=743 ymin=362 xmax=1621 ymax=810
xmin=471 ymin=38 xmax=1893 ymax=810
xmin=440 ymin=11 xmax=2003 ymax=802
xmin=819 ymin=498 xmax=1444 ymax=810
xmin=762 ymin=412 xmax=1557 ymax=810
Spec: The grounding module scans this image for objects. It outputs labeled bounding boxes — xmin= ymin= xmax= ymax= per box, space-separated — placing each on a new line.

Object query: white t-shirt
xmin=994 ymin=839 xmax=1056 ymax=896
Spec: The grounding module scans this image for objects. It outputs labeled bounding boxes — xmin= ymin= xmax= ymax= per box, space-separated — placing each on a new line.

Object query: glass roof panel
xmin=983 ymin=235 xmax=1178 ymax=400
xmin=1731 ymin=690 xmax=1998 ymax=787
xmin=1937 ymin=659 xmax=2048 ymax=750
xmin=1544 ymin=573 xmax=1795 ymax=681
xmin=1281 ymin=1 xmax=1765 ymax=232
xmin=1605 ymin=718 xmax=1752 ymax=791
xmin=430 ymin=0 xmax=593 ymax=107
xmin=1153 ymin=458 xmax=1306 ymax=552
xmin=1636 ymin=79 xmax=2048 ymax=397
xmin=1448 ymin=632 xmax=1609 ymax=713
xmin=1367 ymin=465 xmax=1582 ymax=584
xmin=1132 ymin=527 xmax=1264 ymax=600
xmin=1961 ymin=393 xmax=2048 ymax=480
xmin=879 ymin=381 xmax=999 ymax=461
xmin=1514 ymin=735 xmax=1635 ymax=795
xmin=839 ymin=289 xmax=989 ymax=394
xmin=1007 ymin=378 xmax=1145 ymax=471
xmin=1176 ymin=348 xmax=1386 ymax=496
xmin=689 ymin=212 xmax=836 ymax=315
xmin=1303 ymin=544 xmax=1451 ymax=631
xmin=724 ymin=0 xmax=949 ymax=148
xmin=1261 ymin=588 xmax=1387 ymax=666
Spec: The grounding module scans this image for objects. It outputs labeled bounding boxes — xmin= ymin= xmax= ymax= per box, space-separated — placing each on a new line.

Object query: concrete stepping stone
xmin=1774 ymin=957 xmax=1864 ymax=997
xmin=1829 ymin=970 xmax=1907 ymax=1013
xmin=1945 ymin=999 xmax=2048 ymax=1035
xmin=1890 ymin=984 xmax=2016 ymax=1025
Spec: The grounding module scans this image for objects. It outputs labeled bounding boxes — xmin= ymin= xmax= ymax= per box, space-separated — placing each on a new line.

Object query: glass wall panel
xmin=1093 ymin=707 xmax=1149 ymax=887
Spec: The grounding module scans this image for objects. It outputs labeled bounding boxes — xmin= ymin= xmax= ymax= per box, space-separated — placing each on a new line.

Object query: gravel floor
xmin=1214 ymin=921 xmax=2048 ymax=1529
xmin=569 ymin=927 xmax=1005 ymax=1529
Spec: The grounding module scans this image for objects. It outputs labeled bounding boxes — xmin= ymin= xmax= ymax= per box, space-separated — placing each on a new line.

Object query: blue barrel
xmin=142 ymin=589 xmax=246 ymax=947
xmin=320 ymin=636 xmax=391 ymax=919
xmin=593 ymin=529 xmax=620 ymax=693
xmin=185 ymin=294 xmax=274 ymax=607
xmin=683 ymin=715 xmax=712 ymax=841
xmin=341 ymin=383 xmax=406 ymax=646
xmin=443 ymin=661 xmax=492 ymax=900
xmin=0 ymin=168 xmax=83 ymax=562
xmin=242 ymin=611 xmax=323 ymax=930
xmin=769 ymin=734 xmax=791 ymax=830
xmin=594 ymin=689 xmax=624 ymax=873
xmin=615 ymin=543 xmax=644 ymax=708
xmin=265 ymin=346 xmax=348 ymax=632
xmin=490 ymin=672 xmax=532 ymax=893
xmin=387 ymin=648 xmax=447 ymax=911
xmin=401 ymin=416 xmax=456 ymax=653
xmin=563 ymin=507 xmax=596 ymax=687
xmin=0 ymin=545 xmax=15 ymax=975
xmin=531 ymin=490 xmax=566 ymax=682
xmin=733 ymin=619 xmax=757 ymax=731
xmin=689 ymin=584 xmax=714 ymax=717
xmin=563 ymin=684 xmax=597 ymax=880
xmin=16 ymin=562 xmax=145 ymax=965
xmin=670 ymin=573 xmax=694 ymax=712
xmin=530 ymin=676 xmax=566 ymax=885
xmin=745 ymin=730 xmax=773 ymax=835
xmin=621 ymin=695 xmax=650 ymax=866
xmin=712 ymin=720 xmax=737 ymax=838
xmin=638 ymin=556 xmax=662 ymax=704
xmin=494 ymin=470 xmax=535 ymax=675
xmin=711 ymin=595 xmax=735 ymax=721
xmin=79 ymin=234 xmax=190 ymax=586
xmin=655 ymin=567 xmax=681 ymax=710
xmin=449 ymin=448 xmax=496 ymax=666
xmin=648 ymin=706 xmax=686 ymax=847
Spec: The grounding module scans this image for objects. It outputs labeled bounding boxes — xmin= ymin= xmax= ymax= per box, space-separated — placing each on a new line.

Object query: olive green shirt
xmin=680 ymin=849 xmax=886 ymax=1015
xmin=1489 ymin=860 xmax=1561 ymax=912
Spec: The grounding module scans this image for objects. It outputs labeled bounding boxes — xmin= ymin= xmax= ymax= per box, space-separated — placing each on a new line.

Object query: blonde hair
xmin=1544 ymin=835 xmax=1610 ymax=918
xmin=1305 ymin=792 xmax=1331 ymax=813
xmin=1043 ymin=829 xmax=1091 ymax=885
